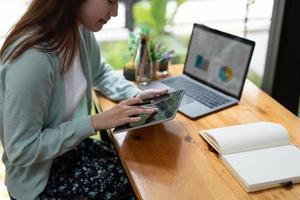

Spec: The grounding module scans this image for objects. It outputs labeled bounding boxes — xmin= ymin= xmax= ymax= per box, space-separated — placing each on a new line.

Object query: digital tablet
xmin=113 ymin=90 xmax=184 ymax=133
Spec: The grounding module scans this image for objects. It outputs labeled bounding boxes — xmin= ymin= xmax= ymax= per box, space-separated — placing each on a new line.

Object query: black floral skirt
xmin=38 ymin=138 xmax=136 ymax=200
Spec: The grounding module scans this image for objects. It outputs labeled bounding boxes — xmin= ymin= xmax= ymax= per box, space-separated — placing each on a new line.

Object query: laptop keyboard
xmin=161 ymin=77 xmax=231 ymax=108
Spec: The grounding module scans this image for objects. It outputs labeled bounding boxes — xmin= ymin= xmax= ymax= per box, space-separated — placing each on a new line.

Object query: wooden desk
xmin=97 ymin=65 xmax=300 ymax=200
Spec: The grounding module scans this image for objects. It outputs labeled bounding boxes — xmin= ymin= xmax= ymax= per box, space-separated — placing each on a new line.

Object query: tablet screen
xmin=113 ymin=90 xmax=184 ymax=133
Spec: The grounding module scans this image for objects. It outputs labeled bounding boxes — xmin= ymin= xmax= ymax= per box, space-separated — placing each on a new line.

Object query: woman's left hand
xmin=136 ymin=88 xmax=169 ymax=101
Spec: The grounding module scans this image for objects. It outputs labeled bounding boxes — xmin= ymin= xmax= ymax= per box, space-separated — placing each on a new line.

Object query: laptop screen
xmin=184 ymin=24 xmax=255 ymax=98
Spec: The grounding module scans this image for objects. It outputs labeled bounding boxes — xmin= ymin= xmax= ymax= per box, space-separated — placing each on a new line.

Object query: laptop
xmin=141 ymin=24 xmax=255 ymax=119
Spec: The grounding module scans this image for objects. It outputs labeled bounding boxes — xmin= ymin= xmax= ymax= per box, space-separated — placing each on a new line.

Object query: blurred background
xmin=0 ymin=0 xmax=273 ymax=87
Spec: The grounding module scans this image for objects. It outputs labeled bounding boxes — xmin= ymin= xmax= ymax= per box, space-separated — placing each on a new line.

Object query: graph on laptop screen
xmin=184 ymin=26 xmax=253 ymax=97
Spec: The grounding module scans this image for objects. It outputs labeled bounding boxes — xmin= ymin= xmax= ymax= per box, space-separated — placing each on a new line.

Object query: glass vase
xmin=135 ymin=36 xmax=153 ymax=86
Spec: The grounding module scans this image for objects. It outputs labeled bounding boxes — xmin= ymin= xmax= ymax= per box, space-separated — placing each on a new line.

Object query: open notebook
xmin=199 ymin=121 xmax=300 ymax=192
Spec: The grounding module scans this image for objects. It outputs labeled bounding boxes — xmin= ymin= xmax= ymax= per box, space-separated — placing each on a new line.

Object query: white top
xmin=63 ymin=52 xmax=87 ymax=121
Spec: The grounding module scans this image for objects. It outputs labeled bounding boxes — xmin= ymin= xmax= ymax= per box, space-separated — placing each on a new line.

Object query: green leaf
xmin=150 ymin=0 xmax=167 ymax=32
xmin=133 ymin=1 xmax=156 ymax=30
xmin=176 ymin=0 xmax=186 ymax=6
xmin=100 ymin=41 xmax=130 ymax=70
xmin=158 ymin=34 xmax=187 ymax=55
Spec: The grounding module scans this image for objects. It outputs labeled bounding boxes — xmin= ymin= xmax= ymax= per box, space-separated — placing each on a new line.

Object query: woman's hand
xmin=91 ymin=97 xmax=157 ymax=131
xmin=136 ymin=88 xmax=168 ymax=100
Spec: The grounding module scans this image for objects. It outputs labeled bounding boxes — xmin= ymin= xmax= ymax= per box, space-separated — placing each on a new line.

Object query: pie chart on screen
xmin=218 ymin=66 xmax=234 ymax=82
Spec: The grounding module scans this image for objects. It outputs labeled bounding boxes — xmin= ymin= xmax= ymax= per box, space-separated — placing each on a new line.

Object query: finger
xmin=147 ymin=89 xmax=169 ymax=97
xmin=126 ymin=116 xmax=141 ymax=123
xmin=156 ymin=89 xmax=168 ymax=95
xmin=126 ymin=107 xmax=156 ymax=116
xmin=138 ymin=89 xmax=159 ymax=99
xmin=121 ymin=97 xmax=143 ymax=105
xmin=141 ymin=106 xmax=159 ymax=112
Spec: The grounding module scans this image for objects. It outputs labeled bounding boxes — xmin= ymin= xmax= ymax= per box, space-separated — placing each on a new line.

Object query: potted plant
xmin=124 ymin=28 xmax=175 ymax=81
xmin=123 ymin=32 xmax=139 ymax=81
xmin=149 ymin=39 xmax=175 ymax=77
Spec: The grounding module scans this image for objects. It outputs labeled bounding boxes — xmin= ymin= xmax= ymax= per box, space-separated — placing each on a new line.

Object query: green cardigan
xmin=0 ymin=27 xmax=139 ymax=200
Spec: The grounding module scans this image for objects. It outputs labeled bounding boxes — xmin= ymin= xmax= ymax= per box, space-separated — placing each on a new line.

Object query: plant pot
xmin=155 ymin=60 xmax=169 ymax=77
xmin=123 ymin=68 xmax=136 ymax=82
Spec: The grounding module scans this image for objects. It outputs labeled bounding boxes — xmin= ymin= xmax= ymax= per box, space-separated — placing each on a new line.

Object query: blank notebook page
xmin=223 ymin=145 xmax=300 ymax=188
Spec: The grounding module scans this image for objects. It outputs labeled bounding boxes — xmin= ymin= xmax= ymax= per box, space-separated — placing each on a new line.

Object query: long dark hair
xmin=0 ymin=0 xmax=86 ymax=73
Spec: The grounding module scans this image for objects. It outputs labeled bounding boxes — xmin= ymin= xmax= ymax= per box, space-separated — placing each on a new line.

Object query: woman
xmin=0 ymin=0 xmax=167 ymax=199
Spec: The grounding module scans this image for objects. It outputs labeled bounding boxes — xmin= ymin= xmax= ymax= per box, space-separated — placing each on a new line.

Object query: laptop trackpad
xmin=180 ymin=95 xmax=194 ymax=106
xmin=180 ymin=102 xmax=210 ymax=118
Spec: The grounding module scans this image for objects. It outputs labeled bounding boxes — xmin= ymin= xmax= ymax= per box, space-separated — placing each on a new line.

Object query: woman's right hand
xmin=91 ymin=97 xmax=157 ymax=131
